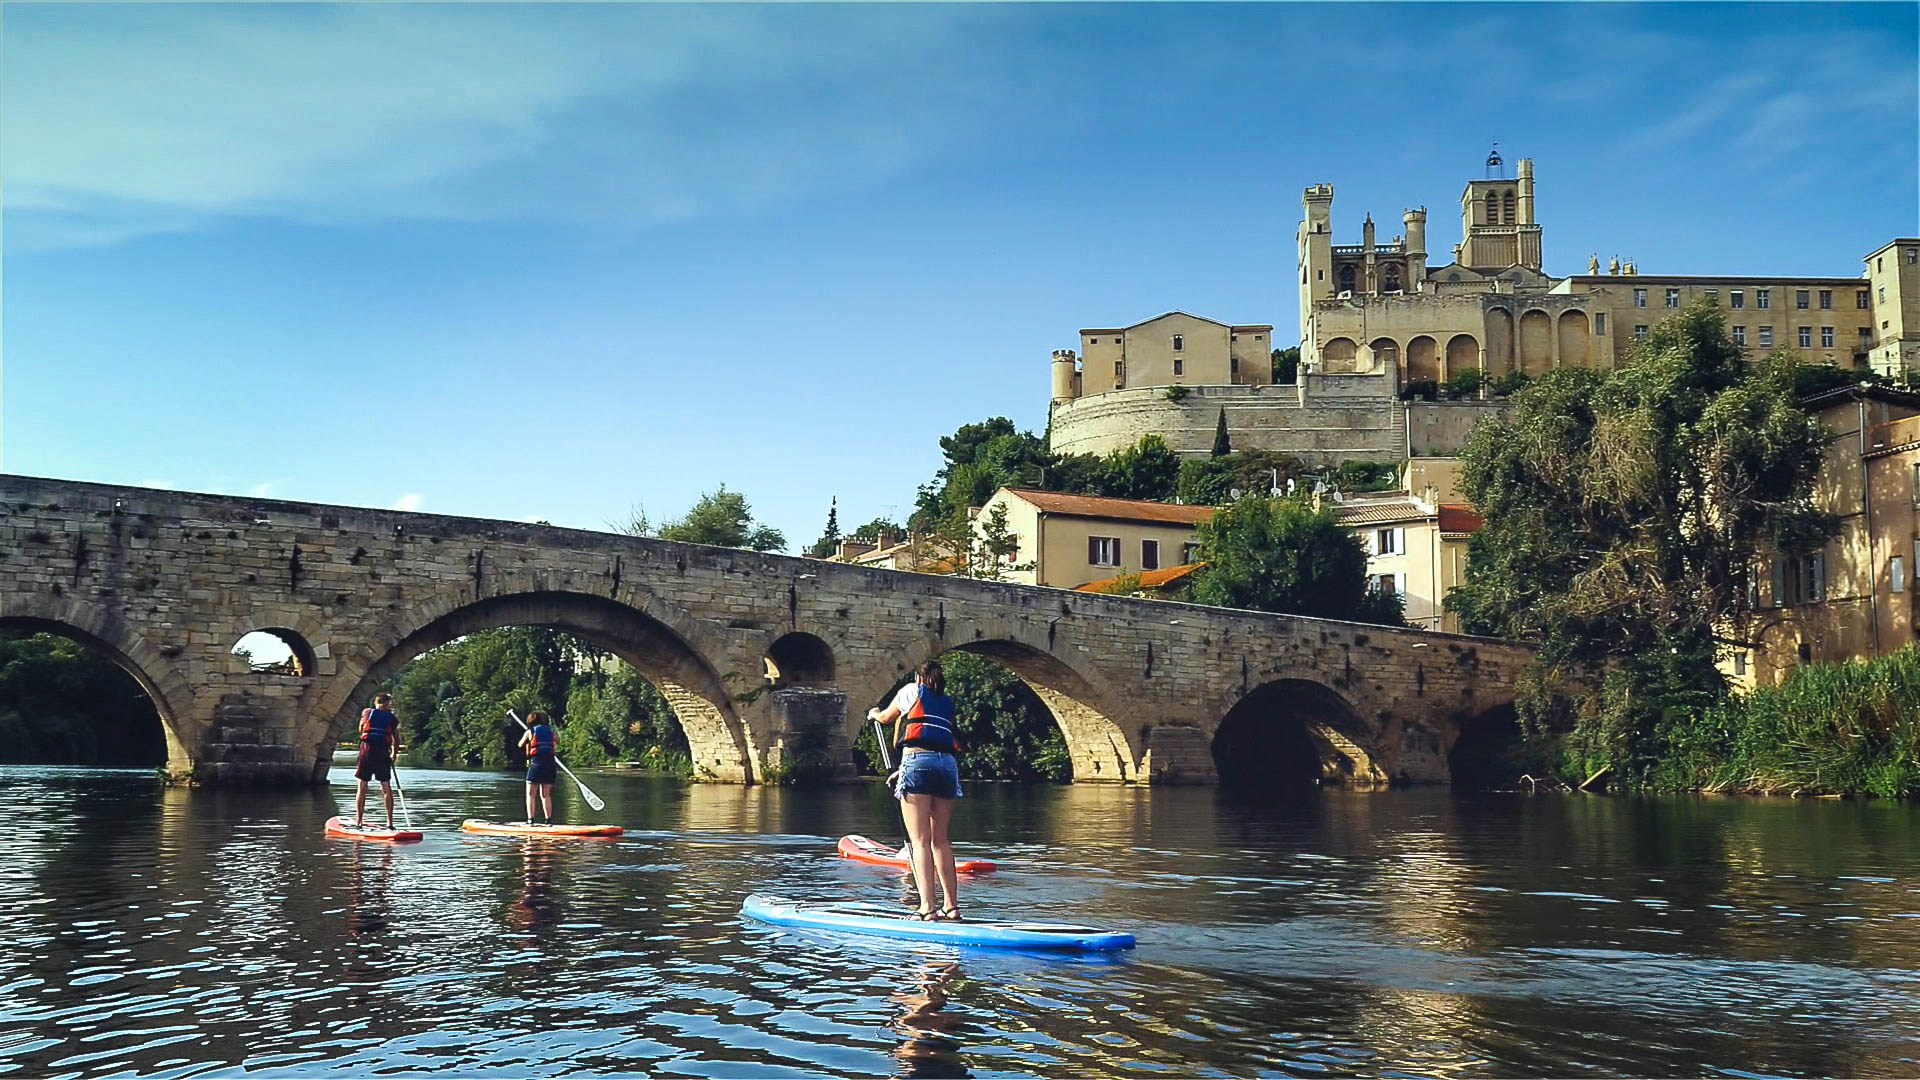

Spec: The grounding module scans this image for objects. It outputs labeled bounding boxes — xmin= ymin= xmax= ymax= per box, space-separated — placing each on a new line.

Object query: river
xmin=2 ymin=763 xmax=1918 ymax=1077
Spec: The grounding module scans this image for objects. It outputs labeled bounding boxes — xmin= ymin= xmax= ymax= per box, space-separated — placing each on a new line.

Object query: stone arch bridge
xmin=0 ymin=476 xmax=1530 ymax=787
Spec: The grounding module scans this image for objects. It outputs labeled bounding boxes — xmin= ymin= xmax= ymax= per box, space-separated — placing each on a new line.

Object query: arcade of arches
xmin=0 ymin=477 xmax=1528 ymax=787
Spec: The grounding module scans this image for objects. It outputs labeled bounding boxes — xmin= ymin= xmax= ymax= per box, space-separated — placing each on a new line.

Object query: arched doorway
xmin=1211 ymin=679 xmax=1382 ymax=793
xmin=321 ymin=590 xmax=748 ymax=783
xmin=0 ymin=618 xmax=178 ymax=768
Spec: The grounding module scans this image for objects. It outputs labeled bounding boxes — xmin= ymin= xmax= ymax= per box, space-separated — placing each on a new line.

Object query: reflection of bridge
xmin=0 ymin=476 xmax=1528 ymax=787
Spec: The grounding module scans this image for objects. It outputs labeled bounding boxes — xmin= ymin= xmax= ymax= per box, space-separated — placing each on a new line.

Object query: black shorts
xmin=526 ymin=758 xmax=557 ymax=785
xmin=355 ymin=745 xmax=393 ymax=782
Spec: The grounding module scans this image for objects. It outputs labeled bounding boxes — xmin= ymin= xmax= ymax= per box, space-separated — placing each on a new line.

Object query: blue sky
xmin=4 ymin=2 xmax=1916 ymax=548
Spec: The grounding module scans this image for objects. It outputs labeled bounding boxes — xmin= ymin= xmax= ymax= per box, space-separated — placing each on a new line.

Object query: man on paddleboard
xmin=518 ymin=711 xmax=559 ymax=825
xmin=353 ymin=693 xmax=402 ymax=828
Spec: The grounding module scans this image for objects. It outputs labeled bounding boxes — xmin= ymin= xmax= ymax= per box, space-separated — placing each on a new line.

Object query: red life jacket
xmin=900 ymin=687 xmax=960 ymax=754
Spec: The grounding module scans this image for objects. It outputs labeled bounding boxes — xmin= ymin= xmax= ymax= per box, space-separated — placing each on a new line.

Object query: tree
xmin=1272 ymin=346 xmax=1301 ymax=385
xmin=1176 ymin=449 xmax=1309 ymax=507
xmin=1446 ymin=302 xmax=1833 ymax=785
xmin=1189 ymin=496 xmax=1393 ymax=622
xmin=1100 ymin=434 xmax=1180 ymax=501
xmin=1211 ymin=408 xmax=1232 ymax=456
xmin=657 ymin=486 xmax=787 ymax=552
xmin=808 ymin=497 xmax=842 ymax=558
xmin=851 ymin=517 xmax=902 ymax=544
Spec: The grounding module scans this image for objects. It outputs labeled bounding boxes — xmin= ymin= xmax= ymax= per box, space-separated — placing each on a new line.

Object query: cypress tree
xmin=1211 ymin=408 xmax=1232 ymax=457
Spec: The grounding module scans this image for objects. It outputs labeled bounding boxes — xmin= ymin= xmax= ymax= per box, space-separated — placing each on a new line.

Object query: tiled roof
xmin=1331 ymin=497 xmax=1430 ymax=527
xmin=1003 ymin=489 xmax=1215 ymax=526
xmin=1073 ymin=561 xmax=1207 ymax=593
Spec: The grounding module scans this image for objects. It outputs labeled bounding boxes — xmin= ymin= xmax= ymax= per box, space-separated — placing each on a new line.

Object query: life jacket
xmin=899 ymin=687 xmax=960 ymax=754
xmin=529 ymin=723 xmax=556 ymax=760
xmin=360 ymin=708 xmax=398 ymax=746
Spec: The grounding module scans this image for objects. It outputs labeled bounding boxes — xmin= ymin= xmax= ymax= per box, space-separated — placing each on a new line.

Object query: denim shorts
xmin=894 ymin=749 xmax=962 ymax=799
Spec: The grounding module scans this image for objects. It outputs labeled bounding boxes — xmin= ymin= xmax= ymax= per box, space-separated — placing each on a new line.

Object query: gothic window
xmin=1382 ymin=264 xmax=1401 ymax=292
xmin=1338 ymin=265 xmax=1357 ymax=294
xmin=1503 ymin=191 xmax=1515 ymax=224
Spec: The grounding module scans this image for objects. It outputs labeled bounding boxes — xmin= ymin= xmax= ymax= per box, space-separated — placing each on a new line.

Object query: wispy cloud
xmin=4 ymin=5 xmax=1028 ymax=251
xmin=391 ymin=493 xmax=423 ymax=512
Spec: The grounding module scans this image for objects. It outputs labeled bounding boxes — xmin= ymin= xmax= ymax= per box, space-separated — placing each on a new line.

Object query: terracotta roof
xmin=1332 ymin=497 xmax=1431 ymax=527
xmin=1002 ymin=489 xmax=1215 ymax=526
xmin=1439 ymin=505 xmax=1484 ymax=535
xmin=1073 ymin=561 xmax=1207 ymax=593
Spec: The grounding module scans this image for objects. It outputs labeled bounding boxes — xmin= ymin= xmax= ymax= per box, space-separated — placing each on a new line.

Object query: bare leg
xmin=539 ymin=784 xmax=554 ymax=821
xmin=900 ymin=793 xmax=937 ymax=916
xmin=930 ymin=797 xmax=960 ymax=916
xmin=354 ymin=779 xmax=369 ymax=825
xmin=526 ymin=782 xmax=537 ymax=822
xmin=382 ymin=782 xmax=395 ymax=829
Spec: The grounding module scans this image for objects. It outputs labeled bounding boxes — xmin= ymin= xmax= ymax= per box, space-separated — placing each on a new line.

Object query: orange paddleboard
xmin=326 ymin=816 xmax=424 ymax=843
xmin=838 ymin=834 xmax=996 ymax=874
xmin=461 ymin=819 xmax=624 ymax=838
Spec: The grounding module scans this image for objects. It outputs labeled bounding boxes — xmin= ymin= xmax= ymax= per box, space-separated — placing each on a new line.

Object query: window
xmin=1595 ymin=312 xmax=1607 ymax=334
xmin=1758 ymin=326 xmax=1773 ymax=347
xmin=1141 ymin=540 xmax=1160 ymax=571
xmin=1486 ymin=192 xmax=1498 ymax=223
xmin=1734 ymin=652 xmax=1747 ymax=677
xmin=1634 ymin=325 xmax=1649 ymax=340
xmin=1383 ymin=264 xmax=1401 ymax=292
xmin=1881 ymin=286 xmax=1887 ymax=303
xmin=1799 ymin=326 xmax=1812 ymax=348
xmin=1373 ymin=527 xmax=1402 ymax=555
xmin=1879 ymin=257 xmax=1885 ymax=272
xmin=1339 ymin=265 xmax=1356 ymax=293
xmin=1182 ymin=542 xmax=1202 ymax=564
xmin=1773 ymin=553 xmax=1827 ymax=606
xmin=1113 ymin=360 xmax=1124 ymax=387
xmin=1822 ymin=327 xmax=1834 ymax=348
xmin=1088 ymin=536 xmax=1120 ymax=567
xmin=1909 ymin=249 xmax=1918 ymax=264
xmin=1666 ymin=288 xmax=1681 ymax=308
xmin=1173 ymin=357 xmax=1184 ymax=376
xmin=1172 ymin=334 xmax=1183 ymax=352
xmin=1731 ymin=290 xmax=1745 ymax=309
xmin=1796 ymin=289 xmax=1810 ymax=309
xmin=1733 ymin=326 xmax=1747 ymax=346
xmin=1892 ymin=554 xmax=1907 ymax=594
xmin=1704 ymin=289 xmax=1718 ymax=304
xmin=1371 ymin=573 xmax=1400 ymax=596
xmin=1820 ymin=290 xmax=1833 ymax=309
xmin=1230 ymin=356 xmax=1240 ymax=375
xmin=1858 ymin=290 xmax=1871 ymax=309
xmin=1756 ymin=288 xmax=1771 ymax=308
xmin=1913 ymin=461 xmax=1920 ymax=505
xmin=1633 ymin=288 xmax=1647 ymax=307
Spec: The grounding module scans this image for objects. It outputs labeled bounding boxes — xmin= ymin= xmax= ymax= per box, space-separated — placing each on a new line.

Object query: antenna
xmin=1485 ymin=143 xmax=1504 ymax=179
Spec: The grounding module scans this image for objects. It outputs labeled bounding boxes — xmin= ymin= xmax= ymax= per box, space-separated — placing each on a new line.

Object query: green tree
xmin=1272 ymin=346 xmax=1301 ymax=385
xmin=1446 ymin=302 xmax=1833 ymax=785
xmin=1211 ymin=408 xmax=1232 ymax=456
xmin=1100 ymin=434 xmax=1180 ymax=501
xmin=851 ymin=517 xmax=902 ymax=544
xmin=1176 ymin=449 xmax=1309 ymax=507
xmin=657 ymin=486 xmax=787 ymax=552
xmin=1189 ymin=496 xmax=1394 ymax=623
xmin=808 ymin=497 xmax=842 ymax=558
xmin=854 ymin=653 xmax=1070 ymax=782
xmin=0 ymin=630 xmax=166 ymax=765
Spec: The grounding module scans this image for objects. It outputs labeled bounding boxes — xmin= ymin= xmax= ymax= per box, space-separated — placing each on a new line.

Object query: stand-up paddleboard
xmin=461 ymin=819 xmax=624 ymax=838
xmin=742 ymin=894 xmax=1134 ymax=951
xmin=839 ymin=834 xmax=996 ymax=874
xmin=325 ymin=816 xmax=424 ymax=843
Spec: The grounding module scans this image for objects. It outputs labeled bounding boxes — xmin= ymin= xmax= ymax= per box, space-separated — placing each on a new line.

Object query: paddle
xmin=506 ymin=708 xmax=607 ymax=812
xmin=869 ymin=709 xmax=894 ymax=771
xmin=389 ymin=745 xmax=414 ymax=831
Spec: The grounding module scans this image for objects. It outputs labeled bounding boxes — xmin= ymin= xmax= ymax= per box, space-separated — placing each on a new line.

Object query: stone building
xmin=1049 ymin=153 xmax=1916 ymax=463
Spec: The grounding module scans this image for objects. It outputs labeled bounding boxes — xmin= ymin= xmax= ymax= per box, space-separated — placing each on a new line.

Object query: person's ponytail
xmin=917 ymin=660 xmax=945 ymax=695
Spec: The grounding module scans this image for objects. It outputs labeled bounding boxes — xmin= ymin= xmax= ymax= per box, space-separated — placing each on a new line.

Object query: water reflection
xmin=505 ymin=839 xmax=561 ymax=935
xmin=346 ymin=844 xmax=393 ymax=936
xmin=890 ymin=960 xmax=969 ymax=1079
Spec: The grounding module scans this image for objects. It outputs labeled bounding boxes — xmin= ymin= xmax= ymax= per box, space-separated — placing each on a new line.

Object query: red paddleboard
xmin=461 ymin=819 xmax=624 ymax=838
xmin=838 ymin=834 xmax=996 ymax=874
xmin=326 ymin=816 xmax=424 ymax=843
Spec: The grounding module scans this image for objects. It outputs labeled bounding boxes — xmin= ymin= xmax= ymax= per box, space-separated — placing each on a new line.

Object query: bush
xmin=1442 ymin=369 xmax=1484 ymax=400
xmin=1398 ymin=379 xmax=1440 ymax=402
xmin=1164 ymin=385 xmax=1191 ymax=403
xmin=1490 ymin=370 xmax=1533 ymax=397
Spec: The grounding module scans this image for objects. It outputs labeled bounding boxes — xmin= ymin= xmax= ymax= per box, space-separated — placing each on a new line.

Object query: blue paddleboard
xmin=741 ymin=894 xmax=1135 ymax=951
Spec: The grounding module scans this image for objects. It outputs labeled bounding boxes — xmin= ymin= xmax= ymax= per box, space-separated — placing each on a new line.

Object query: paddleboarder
xmin=868 ymin=661 xmax=964 ymax=921
xmin=518 ymin=710 xmax=559 ymax=825
xmin=353 ymin=693 xmax=402 ymax=828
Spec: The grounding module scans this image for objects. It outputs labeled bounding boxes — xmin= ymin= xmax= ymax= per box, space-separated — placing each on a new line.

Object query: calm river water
xmin=3 ymin=762 xmax=1919 ymax=1078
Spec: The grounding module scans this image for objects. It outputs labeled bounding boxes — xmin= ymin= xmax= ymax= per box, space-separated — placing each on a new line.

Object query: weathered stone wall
xmin=0 ymin=475 xmax=1530 ymax=788
xmin=1406 ymin=400 xmax=1511 ymax=457
xmin=1047 ymin=383 xmax=1404 ymax=463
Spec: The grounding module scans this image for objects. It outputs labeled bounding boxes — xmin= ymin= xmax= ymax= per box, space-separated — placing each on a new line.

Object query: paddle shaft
xmin=506 ymin=708 xmax=606 ymax=812
xmin=872 ymin=718 xmax=894 ymax=771
xmin=388 ymin=743 xmax=413 ymax=831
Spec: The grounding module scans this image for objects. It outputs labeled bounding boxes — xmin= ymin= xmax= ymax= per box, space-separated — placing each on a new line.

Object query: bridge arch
xmin=853 ymin=628 xmax=1140 ymax=782
xmin=313 ymin=587 xmax=751 ymax=783
xmin=0 ymin=594 xmax=196 ymax=773
xmin=1212 ymin=678 xmax=1385 ymax=790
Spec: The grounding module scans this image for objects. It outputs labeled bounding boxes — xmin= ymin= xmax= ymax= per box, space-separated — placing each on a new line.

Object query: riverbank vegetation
xmin=0 ymin=630 xmax=166 ymax=765
xmin=1443 ymin=302 xmax=1914 ymax=793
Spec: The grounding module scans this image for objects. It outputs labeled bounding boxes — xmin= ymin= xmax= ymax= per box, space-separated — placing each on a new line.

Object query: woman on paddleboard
xmin=869 ymin=661 xmax=964 ymax=921
xmin=354 ymin=693 xmax=402 ymax=828
xmin=518 ymin=711 xmax=559 ymax=825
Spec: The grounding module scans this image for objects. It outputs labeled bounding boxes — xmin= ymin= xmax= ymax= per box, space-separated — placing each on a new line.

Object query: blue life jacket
xmin=899 ymin=688 xmax=960 ymax=754
xmin=530 ymin=723 xmax=556 ymax=760
xmin=360 ymin=708 xmax=397 ymax=746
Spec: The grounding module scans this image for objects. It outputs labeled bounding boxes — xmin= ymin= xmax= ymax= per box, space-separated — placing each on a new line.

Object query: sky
xmin=4 ymin=2 xmax=1916 ymax=550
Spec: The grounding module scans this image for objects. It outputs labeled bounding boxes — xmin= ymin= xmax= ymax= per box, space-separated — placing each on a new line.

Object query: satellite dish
xmin=1285 ymin=478 xmax=1297 ymax=495
xmin=1331 ymin=490 xmax=1345 ymax=504
xmin=1270 ymin=487 xmax=1284 ymax=497
xmin=1229 ymin=488 xmax=1243 ymax=500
